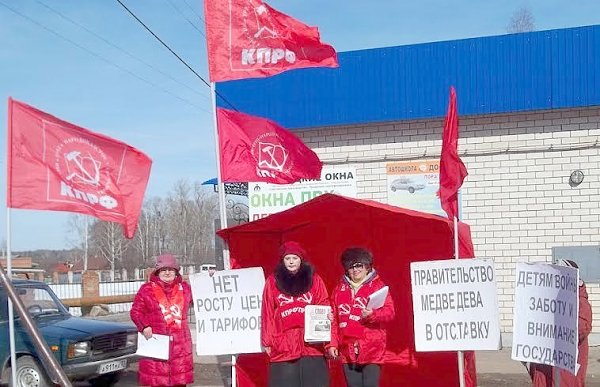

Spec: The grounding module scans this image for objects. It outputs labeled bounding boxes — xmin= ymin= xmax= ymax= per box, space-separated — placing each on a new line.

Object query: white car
xmin=390 ymin=178 xmax=426 ymax=193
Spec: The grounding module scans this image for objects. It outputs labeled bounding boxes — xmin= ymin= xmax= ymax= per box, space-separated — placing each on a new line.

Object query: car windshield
xmin=0 ymin=285 xmax=68 ymax=320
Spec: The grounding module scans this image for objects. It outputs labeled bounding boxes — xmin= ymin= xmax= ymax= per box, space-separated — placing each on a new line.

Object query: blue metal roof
xmin=216 ymin=25 xmax=600 ymax=129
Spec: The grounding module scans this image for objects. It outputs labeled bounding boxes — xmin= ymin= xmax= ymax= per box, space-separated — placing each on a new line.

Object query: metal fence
xmin=48 ymin=283 xmax=82 ymax=316
xmin=99 ymin=280 xmax=145 ymax=313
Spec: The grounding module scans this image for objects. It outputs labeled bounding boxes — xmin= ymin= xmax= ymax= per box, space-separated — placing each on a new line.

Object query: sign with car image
xmin=386 ymin=160 xmax=446 ymax=216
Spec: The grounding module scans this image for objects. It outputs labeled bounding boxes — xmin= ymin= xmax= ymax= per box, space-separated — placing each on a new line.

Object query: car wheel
xmin=89 ymin=371 xmax=122 ymax=387
xmin=408 ymin=187 xmax=415 ymax=193
xmin=8 ymin=355 xmax=52 ymax=387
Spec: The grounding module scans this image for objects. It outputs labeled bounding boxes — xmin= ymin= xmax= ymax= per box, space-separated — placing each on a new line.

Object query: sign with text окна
xmin=410 ymin=258 xmax=501 ymax=351
xmin=248 ymin=166 xmax=356 ymax=220
xmin=511 ymin=262 xmax=579 ymax=375
xmin=189 ymin=267 xmax=265 ymax=356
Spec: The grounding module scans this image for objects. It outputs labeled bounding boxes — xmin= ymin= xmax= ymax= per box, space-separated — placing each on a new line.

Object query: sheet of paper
xmin=367 ymin=286 xmax=389 ymax=310
xmin=136 ymin=333 xmax=170 ymax=360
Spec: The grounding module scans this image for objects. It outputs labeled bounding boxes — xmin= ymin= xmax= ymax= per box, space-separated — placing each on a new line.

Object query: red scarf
xmin=152 ymin=282 xmax=185 ymax=330
xmin=276 ymin=291 xmax=314 ymax=330
xmin=335 ymin=282 xmax=373 ymax=339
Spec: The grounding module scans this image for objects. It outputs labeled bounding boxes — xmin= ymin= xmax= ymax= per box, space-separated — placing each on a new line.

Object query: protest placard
xmin=410 ymin=258 xmax=501 ymax=351
xmin=511 ymin=262 xmax=579 ymax=375
xmin=189 ymin=267 xmax=265 ymax=355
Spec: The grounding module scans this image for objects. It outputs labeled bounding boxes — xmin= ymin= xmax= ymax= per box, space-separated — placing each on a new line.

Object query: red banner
xmin=217 ymin=108 xmax=322 ymax=184
xmin=438 ymin=87 xmax=468 ymax=220
xmin=205 ymin=0 xmax=338 ymax=82
xmin=7 ymin=98 xmax=152 ymax=238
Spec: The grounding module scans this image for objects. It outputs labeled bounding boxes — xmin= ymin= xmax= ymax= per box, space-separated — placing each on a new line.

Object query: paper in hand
xmin=136 ymin=333 xmax=170 ymax=360
xmin=367 ymin=286 xmax=389 ymax=310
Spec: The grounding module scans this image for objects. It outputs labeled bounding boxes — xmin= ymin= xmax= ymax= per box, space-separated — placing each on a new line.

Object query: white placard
xmin=136 ymin=333 xmax=170 ymax=360
xmin=189 ymin=267 xmax=265 ymax=355
xmin=511 ymin=262 xmax=579 ymax=375
xmin=410 ymin=258 xmax=501 ymax=351
xmin=249 ymin=166 xmax=357 ymax=220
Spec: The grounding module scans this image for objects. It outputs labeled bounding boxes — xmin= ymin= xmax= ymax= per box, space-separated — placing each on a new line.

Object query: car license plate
xmin=98 ymin=359 xmax=127 ymax=374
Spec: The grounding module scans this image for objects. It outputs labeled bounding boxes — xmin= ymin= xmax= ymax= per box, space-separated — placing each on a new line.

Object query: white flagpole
xmin=210 ymin=82 xmax=236 ymax=387
xmin=454 ymin=215 xmax=465 ymax=387
xmin=6 ymin=208 xmax=17 ymax=386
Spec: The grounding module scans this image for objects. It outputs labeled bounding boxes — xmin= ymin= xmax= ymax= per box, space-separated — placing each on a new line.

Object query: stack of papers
xmin=367 ymin=286 xmax=389 ymax=310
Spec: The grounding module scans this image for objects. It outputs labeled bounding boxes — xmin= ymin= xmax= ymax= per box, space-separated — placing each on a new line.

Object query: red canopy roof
xmin=218 ymin=193 xmax=476 ymax=387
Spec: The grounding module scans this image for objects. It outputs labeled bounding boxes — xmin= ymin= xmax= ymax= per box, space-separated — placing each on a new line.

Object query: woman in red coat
xmin=328 ymin=247 xmax=395 ymax=387
xmin=529 ymin=259 xmax=593 ymax=387
xmin=131 ymin=254 xmax=194 ymax=386
xmin=261 ymin=241 xmax=330 ymax=387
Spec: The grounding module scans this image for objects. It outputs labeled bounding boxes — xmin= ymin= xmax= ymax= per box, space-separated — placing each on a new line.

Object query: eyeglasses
xmin=347 ymin=263 xmax=365 ymax=271
xmin=158 ymin=268 xmax=177 ymax=273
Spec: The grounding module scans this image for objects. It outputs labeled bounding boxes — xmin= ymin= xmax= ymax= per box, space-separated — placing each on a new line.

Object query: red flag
xmin=7 ymin=98 xmax=152 ymax=238
xmin=204 ymin=0 xmax=338 ymax=82
xmin=217 ymin=108 xmax=322 ymax=184
xmin=438 ymin=87 xmax=468 ymax=220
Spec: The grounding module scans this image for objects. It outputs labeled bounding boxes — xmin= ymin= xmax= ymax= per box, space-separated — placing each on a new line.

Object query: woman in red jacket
xmin=328 ymin=248 xmax=395 ymax=387
xmin=131 ymin=254 xmax=194 ymax=387
xmin=261 ymin=241 xmax=330 ymax=387
xmin=529 ymin=259 xmax=592 ymax=387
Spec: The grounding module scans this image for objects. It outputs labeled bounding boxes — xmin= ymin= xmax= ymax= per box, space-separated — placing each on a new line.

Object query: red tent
xmin=217 ymin=193 xmax=477 ymax=387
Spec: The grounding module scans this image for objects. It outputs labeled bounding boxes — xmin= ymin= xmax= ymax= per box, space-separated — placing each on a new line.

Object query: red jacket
xmin=130 ymin=274 xmax=194 ymax=386
xmin=261 ymin=272 xmax=329 ymax=362
xmin=530 ymin=283 xmax=593 ymax=387
xmin=330 ymin=272 xmax=395 ymax=364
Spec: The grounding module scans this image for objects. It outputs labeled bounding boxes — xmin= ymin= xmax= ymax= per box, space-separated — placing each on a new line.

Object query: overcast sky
xmin=1 ymin=0 xmax=599 ymax=250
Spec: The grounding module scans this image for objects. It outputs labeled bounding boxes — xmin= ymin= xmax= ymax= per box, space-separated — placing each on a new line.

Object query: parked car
xmin=390 ymin=177 xmax=426 ymax=193
xmin=199 ymin=264 xmax=217 ymax=273
xmin=0 ymin=280 xmax=137 ymax=387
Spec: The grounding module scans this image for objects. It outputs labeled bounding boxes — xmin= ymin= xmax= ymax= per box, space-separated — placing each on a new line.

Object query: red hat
xmin=154 ymin=254 xmax=180 ymax=274
xmin=279 ymin=241 xmax=307 ymax=261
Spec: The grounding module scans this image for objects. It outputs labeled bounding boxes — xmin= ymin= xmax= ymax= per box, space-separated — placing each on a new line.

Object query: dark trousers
xmin=269 ymin=356 xmax=329 ymax=387
xmin=343 ymin=363 xmax=381 ymax=387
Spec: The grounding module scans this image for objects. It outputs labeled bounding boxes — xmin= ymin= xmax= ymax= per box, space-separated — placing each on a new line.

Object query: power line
xmin=0 ymin=1 xmax=206 ymax=112
xmin=34 ymin=0 xmax=209 ymax=102
xmin=165 ymin=0 xmax=205 ymax=38
xmin=115 ymin=0 xmax=238 ymax=111
xmin=182 ymin=0 xmax=207 ymax=27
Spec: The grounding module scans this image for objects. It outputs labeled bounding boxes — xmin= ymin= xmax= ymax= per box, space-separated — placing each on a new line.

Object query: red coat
xmin=130 ymin=274 xmax=194 ymax=386
xmin=530 ymin=283 xmax=593 ymax=387
xmin=329 ymin=272 xmax=395 ymax=364
xmin=261 ymin=272 xmax=329 ymax=362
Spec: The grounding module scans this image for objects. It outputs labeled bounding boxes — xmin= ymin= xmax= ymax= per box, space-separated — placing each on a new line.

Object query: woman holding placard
xmin=327 ymin=247 xmax=395 ymax=387
xmin=261 ymin=241 xmax=331 ymax=387
xmin=131 ymin=254 xmax=194 ymax=387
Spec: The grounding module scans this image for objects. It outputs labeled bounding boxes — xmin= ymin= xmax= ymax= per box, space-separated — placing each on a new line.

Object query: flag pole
xmin=210 ymin=82 xmax=236 ymax=387
xmin=6 ymin=208 xmax=17 ymax=386
xmin=454 ymin=215 xmax=465 ymax=387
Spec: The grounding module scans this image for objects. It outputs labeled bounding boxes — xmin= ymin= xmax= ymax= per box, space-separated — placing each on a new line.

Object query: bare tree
xmin=90 ymin=221 xmax=129 ymax=280
xmin=65 ymin=214 xmax=90 ymax=270
xmin=507 ymin=7 xmax=535 ymax=33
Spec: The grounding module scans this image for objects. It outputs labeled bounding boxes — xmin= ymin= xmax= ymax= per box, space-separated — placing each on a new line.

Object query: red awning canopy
xmin=218 ymin=193 xmax=476 ymax=387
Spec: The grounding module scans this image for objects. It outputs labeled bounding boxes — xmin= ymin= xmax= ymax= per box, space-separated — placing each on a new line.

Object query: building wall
xmin=297 ymin=106 xmax=600 ymax=340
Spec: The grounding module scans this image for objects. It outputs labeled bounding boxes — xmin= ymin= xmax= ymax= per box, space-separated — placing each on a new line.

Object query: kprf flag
xmin=438 ymin=87 xmax=468 ymax=220
xmin=204 ymin=0 xmax=338 ymax=82
xmin=7 ymin=98 xmax=152 ymax=238
xmin=217 ymin=108 xmax=322 ymax=184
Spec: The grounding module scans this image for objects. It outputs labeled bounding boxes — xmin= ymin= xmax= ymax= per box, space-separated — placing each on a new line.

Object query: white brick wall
xmin=298 ymin=106 xmax=600 ymax=338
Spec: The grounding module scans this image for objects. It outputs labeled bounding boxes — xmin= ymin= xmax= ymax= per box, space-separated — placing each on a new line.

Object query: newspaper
xmin=304 ymin=305 xmax=331 ymax=343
